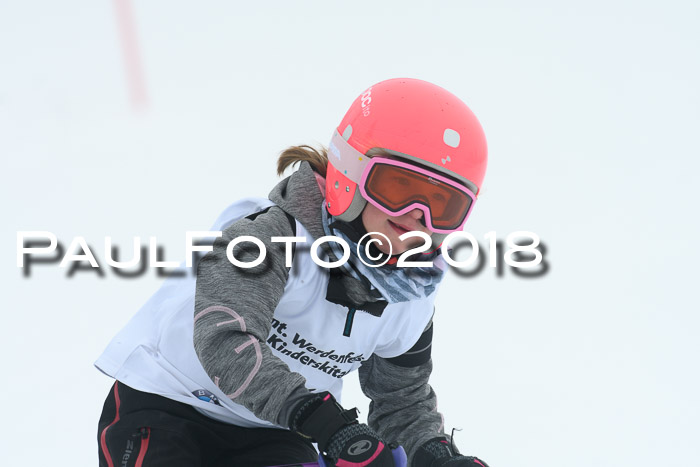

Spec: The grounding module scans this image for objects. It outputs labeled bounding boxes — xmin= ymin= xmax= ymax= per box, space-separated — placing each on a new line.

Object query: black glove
xmin=289 ymin=392 xmax=397 ymax=466
xmin=413 ymin=436 xmax=490 ymax=467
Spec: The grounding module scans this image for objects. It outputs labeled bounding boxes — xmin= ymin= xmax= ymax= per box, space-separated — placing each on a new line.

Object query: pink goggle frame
xmin=358 ymin=157 xmax=477 ymax=234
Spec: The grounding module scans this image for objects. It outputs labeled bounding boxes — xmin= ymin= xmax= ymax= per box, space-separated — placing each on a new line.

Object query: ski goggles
xmin=359 ymin=157 xmax=476 ymax=234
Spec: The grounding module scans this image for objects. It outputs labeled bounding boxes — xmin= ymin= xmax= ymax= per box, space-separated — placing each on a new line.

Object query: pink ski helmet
xmin=326 ymin=78 xmax=488 ymax=232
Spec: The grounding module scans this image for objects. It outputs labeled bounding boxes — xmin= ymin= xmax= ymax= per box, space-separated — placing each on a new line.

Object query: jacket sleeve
xmin=357 ymin=321 xmax=447 ymax=463
xmin=193 ymin=206 xmax=310 ymax=426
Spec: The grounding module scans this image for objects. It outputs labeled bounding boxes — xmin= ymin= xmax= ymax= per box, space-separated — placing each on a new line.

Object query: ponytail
xmin=277 ymin=145 xmax=328 ymax=177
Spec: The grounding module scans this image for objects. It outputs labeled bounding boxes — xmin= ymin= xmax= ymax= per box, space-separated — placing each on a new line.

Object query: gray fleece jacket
xmin=193 ymin=162 xmax=448 ymax=463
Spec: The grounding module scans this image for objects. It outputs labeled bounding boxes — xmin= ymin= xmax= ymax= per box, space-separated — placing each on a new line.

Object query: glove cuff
xmin=289 ymin=392 xmax=358 ymax=451
xmin=413 ymin=436 xmax=459 ymax=466
xmin=415 ymin=437 xmax=491 ymax=467
xmin=325 ymin=423 xmax=383 ymax=459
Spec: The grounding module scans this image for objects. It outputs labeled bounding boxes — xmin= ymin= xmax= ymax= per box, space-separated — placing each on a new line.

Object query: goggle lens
xmin=362 ymin=159 xmax=475 ymax=232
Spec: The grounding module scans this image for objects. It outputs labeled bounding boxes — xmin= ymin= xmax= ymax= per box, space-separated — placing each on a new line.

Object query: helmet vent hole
xmin=443 ymin=128 xmax=460 ymax=148
xmin=342 ymin=125 xmax=353 ymax=141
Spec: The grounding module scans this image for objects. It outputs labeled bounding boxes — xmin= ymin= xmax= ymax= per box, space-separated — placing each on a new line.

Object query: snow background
xmin=2 ymin=1 xmax=699 ymax=465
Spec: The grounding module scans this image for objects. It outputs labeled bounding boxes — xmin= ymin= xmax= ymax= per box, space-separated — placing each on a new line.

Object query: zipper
xmin=132 ymin=427 xmax=151 ymax=467
xmin=343 ymin=307 xmax=356 ymax=337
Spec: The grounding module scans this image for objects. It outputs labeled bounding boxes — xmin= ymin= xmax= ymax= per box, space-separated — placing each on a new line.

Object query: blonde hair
xmin=277 ymin=145 xmax=328 ymax=177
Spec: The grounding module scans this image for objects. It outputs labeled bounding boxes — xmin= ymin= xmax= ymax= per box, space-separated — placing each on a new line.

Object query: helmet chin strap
xmin=328 ymin=212 xmax=367 ymax=245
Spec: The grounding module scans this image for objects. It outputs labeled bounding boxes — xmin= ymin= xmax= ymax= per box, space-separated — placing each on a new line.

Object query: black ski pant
xmin=97 ymin=381 xmax=318 ymax=467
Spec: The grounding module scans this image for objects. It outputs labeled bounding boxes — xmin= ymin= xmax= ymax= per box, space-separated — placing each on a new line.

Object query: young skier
xmin=96 ymin=78 xmax=490 ymax=467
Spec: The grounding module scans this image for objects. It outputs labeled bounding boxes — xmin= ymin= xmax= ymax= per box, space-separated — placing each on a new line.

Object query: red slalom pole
xmin=112 ymin=0 xmax=148 ymax=109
